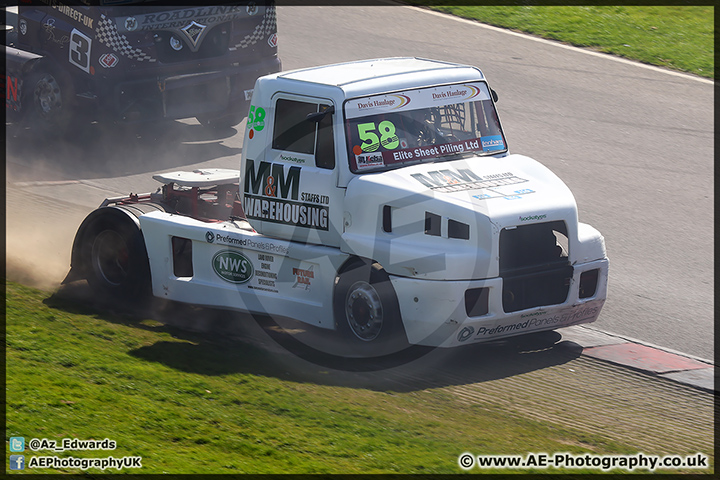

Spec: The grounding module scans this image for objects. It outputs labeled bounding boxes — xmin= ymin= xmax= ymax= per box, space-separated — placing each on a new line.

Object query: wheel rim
xmin=345 ymin=281 xmax=383 ymax=341
xmin=34 ymin=74 xmax=63 ymax=118
xmin=91 ymin=230 xmax=130 ymax=287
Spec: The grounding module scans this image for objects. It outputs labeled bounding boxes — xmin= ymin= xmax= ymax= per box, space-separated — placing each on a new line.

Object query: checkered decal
xmin=229 ymin=6 xmax=277 ymax=51
xmin=96 ymin=14 xmax=157 ymax=63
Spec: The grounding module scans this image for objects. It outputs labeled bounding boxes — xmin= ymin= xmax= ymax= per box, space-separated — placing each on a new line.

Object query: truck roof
xmin=274 ymin=57 xmax=486 ymax=98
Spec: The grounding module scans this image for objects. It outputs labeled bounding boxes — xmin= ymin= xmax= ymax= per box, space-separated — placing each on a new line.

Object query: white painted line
xmin=12 ymin=180 xmax=81 ymax=187
xmin=406 ymin=5 xmax=714 ymax=85
xmin=11 ymin=179 xmax=127 ymax=196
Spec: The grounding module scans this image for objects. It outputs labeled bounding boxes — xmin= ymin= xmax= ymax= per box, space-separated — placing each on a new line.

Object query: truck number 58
xmin=358 ymin=121 xmax=399 ymax=152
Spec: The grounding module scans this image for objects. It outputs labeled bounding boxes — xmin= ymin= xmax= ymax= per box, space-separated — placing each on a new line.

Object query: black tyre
xmin=25 ymin=67 xmax=75 ymax=135
xmin=333 ymin=259 xmax=408 ymax=356
xmin=84 ymin=218 xmax=151 ymax=301
xmin=196 ymin=110 xmax=244 ymax=130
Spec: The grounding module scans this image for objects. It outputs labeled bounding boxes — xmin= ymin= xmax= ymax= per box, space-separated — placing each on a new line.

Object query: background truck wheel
xmin=334 ymin=259 xmax=408 ymax=356
xmin=25 ymin=66 xmax=75 ymax=135
xmin=196 ymin=111 xmax=245 ymax=129
xmin=84 ymin=219 xmax=151 ymax=301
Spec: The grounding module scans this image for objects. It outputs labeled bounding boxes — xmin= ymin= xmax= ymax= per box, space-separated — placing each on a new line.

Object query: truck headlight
xmin=579 ymin=269 xmax=600 ymax=299
xmin=170 ymin=36 xmax=183 ymax=51
xmin=465 ymin=287 xmax=489 ymax=317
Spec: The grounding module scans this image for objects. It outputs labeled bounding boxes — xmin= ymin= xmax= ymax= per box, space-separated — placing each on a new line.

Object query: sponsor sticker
xmin=471 ymin=306 xmax=600 ymax=340
xmin=99 ymin=53 xmax=119 ymax=68
xmin=430 ymin=84 xmax=482 ymax=103
xmin=124 ymin=17 xmax=138 ymax=31
xmin=352 ymin=94 xmax=411 ymax=115
xmin=267 ymin=32 xmax=278 ymax=48
xmin=519 ymin=214 xmax=546 ymax=222
xmin=243 ymin=196 xmax=329 ymax=231
xmin=212 ymin=250 xmax=254 ymax=284
xmin=180 ymin=20 xmax=206 ymax=47
xmin=4 ymin=74 xmax=21 ymax=110
xmin=355 ymin=153 xmax=384 ymax=170
xmin=292 ymin=266 xmax=314 ymax=290
xmin=481 ymin=135 xmax=505 ymax=152
xmin=279 ymin=154 xmax=306 ymax=165
xmin=412 ymin=168 xmax=527 ymax=194
xmin=118 ymin=6 xmax=251 ymax=33
xmin=51 ymin=5 xmax=94 ymax=28
xmin=457 ymin=326 xmax=475 ymax=342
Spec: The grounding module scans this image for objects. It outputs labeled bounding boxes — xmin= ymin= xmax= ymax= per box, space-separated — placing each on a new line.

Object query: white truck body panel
xmin=139 ymin=210 xmax=347 ymax=329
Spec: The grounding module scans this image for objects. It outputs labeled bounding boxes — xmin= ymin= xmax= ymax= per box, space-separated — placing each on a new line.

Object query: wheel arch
xmin=64 ymin=203 xmax=166 ymax=284
xmin=335 ymin=255 xmax=381 ymax=277
xmin=332 ymin=255 xmax=407 ymax=341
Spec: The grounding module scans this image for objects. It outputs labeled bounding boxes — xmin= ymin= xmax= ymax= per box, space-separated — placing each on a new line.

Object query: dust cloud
xmin=5 ymin=119 xmax=242 ymax=292
xmin=5 ymin=203 xmax=86 ymax=291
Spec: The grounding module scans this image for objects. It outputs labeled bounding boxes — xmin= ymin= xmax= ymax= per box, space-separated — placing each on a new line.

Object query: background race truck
xmin=65 ymin=57 xmax=609 ymax=355
xmin=3 ymin=2 xmax=280 ymax=131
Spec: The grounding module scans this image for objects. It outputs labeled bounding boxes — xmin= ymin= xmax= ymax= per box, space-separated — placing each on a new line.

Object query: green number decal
xmin=358 ymin=121 xmax=399 ymax=152
xmin=248 ymin=106 xmax=266 ymax=131
xmin=254 ymin=107 xmax=265 ymax=131
xmin=378 ymin=120 xmax=399 ymax=149
xmin=358 ymin=122 xmax=380 ymax=152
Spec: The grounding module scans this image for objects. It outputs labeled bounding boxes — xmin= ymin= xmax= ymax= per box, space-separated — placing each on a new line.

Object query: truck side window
xmin=273 ymin=99 xmax=317 ymax=154
xmin=315 ymin=104 xmax=335 ymax=170
xmin=272 ymin=99 xmax=335 ymax=169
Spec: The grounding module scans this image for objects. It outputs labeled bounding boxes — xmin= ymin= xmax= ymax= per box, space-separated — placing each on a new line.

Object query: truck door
xmin=243 ymin=93 xmax=343 ymax=247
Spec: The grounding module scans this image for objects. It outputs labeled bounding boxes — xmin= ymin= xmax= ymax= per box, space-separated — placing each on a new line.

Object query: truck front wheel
xmin=84 ymin=219 xmax=151 ymax=301
xmin=334 ymin=260 xmax=408 ymax=355
xmin=26 ymin=68 xmax=74 ymax=134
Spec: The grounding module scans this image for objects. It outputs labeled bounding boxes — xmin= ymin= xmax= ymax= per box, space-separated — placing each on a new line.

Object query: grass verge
xmin=407 ymin=3 xmax=714 ymax=78
xmin=4 ymin=281 xmax=706 ymax=473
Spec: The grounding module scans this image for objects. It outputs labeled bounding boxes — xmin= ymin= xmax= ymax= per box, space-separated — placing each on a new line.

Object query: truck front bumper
xmin=390 ymin=258 xmax=608 ymax=348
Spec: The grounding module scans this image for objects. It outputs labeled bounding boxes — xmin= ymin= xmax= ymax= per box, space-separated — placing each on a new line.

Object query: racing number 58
xmin=69 ymin=28 xmax=92 ymax=73
xmin=248 ymin=105 xmax=266 ymax=131
xmin=358 ymin=121 xmax=399 ymax=152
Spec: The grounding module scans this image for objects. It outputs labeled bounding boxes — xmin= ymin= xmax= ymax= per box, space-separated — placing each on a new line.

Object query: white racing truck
xmin=65 ymin=57 xmax=608 ymax=352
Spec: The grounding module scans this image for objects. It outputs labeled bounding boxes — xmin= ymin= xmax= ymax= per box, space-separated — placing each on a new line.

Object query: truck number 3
xmin=69 ymin=29 xmax=92 ymax=73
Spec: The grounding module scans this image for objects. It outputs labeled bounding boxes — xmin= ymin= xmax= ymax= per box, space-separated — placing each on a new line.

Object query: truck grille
xmin=499 ymin=221 xmax=572 ymax=313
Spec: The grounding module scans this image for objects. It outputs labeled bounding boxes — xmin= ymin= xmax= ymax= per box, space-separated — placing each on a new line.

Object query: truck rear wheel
xmin=85 ymin=219 xmax=151 ymax=300
xmin=334 ymin=260 xmax=407 ymax=356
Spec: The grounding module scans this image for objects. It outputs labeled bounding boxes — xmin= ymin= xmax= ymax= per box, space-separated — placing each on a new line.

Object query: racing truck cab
xmin=67 ymin=58 xmax=609 ymax=353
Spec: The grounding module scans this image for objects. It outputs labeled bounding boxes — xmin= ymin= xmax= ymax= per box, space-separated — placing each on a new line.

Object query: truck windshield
xmin=344 ymin=82 xmax=507 ymax=173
